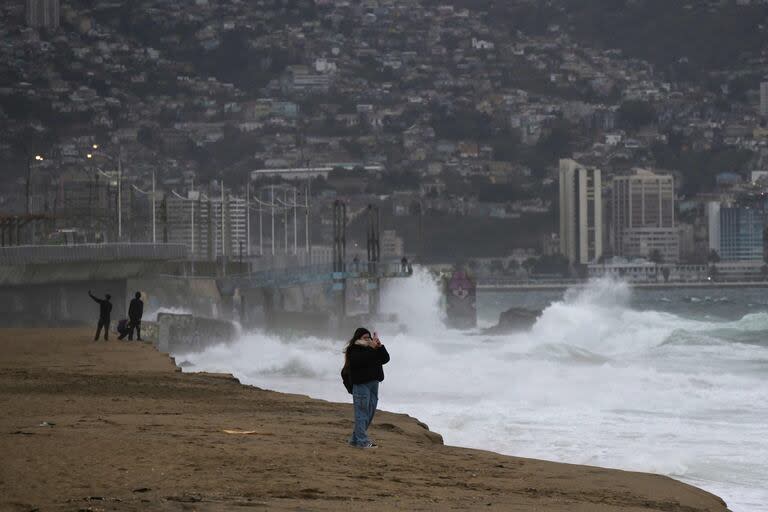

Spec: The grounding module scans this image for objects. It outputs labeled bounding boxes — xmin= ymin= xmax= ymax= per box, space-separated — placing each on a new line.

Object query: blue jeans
xmin=350 ymin=380 xmax=379 ymax=447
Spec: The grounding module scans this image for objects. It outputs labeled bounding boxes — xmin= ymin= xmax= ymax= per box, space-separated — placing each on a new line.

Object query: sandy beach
xmin=0 ymin=328 xmax=729 ymax=511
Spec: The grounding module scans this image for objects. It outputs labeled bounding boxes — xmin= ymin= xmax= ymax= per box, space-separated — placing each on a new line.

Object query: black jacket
xmin=89 ymin=293 xmax=112 ymax=320
xmin=348 ymin=344 xmax=390 ymax=385
xmin=128 ymin=298 xmax=144 ymax=322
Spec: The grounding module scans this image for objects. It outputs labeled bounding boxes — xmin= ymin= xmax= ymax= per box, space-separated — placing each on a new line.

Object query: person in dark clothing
xmin=119 ymin=291 xmax=144 ymax=341
xmin=116 ymin=319 xmax=130 ymax=339
xmin=342 ymin=327 xmax=390 ymax=449
xmin=88 ymin=290 xmax=112 ymax=341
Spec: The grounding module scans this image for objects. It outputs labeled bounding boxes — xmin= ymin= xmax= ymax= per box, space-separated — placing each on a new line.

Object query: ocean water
xmin=174 ymin=270 xmax=768 ymax=512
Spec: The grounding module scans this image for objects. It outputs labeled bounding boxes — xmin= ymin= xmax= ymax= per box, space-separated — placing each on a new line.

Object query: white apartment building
xmin=162 ymin=191 xmax=247 ymax=260
xmin=559 ymin=158 xmax=603 ymax=265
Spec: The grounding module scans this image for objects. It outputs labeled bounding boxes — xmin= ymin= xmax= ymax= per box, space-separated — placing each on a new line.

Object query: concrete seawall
xmin=155 ymin=313 xmax=238 ymax=353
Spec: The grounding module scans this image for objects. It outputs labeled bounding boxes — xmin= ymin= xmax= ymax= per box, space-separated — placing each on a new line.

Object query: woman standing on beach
xmin=343 ymin=327 xmax=390 ymax=449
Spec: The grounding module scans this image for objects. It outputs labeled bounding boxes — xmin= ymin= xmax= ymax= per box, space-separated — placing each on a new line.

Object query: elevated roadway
xmin=0 ymin=244 xmax=186 ymax=327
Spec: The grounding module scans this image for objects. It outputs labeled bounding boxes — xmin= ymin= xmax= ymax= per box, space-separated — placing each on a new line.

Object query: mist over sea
xmin=174 ymin=270 xmax=768 ymax=512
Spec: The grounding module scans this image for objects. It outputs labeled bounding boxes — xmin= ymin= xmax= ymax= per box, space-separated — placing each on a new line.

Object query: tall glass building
xmin=717 ymin=206 xmax=764 ymax=261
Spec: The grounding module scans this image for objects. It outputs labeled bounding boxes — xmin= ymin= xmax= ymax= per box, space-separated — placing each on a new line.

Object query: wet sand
xmin=0 ymin=328 xmax=729 ymax=511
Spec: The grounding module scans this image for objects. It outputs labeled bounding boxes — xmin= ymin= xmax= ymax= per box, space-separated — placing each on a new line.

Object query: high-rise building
xmin=212 ymin=195 xmax=247 ymax=260
xmin=678 ymin=223 xmax=695 ymax=259
xmin=50 ymin=171 xmax=131 ymax=242
xmin=761 ymin=82 xmax=768 ymax=117
xmin=707 ymin=202 xmax=721 ymax=256
xmin=611 ymin=169 xmax=678 ymax=262
xmin=26 ymin=0 xmax=60 ymax=29
xmin=162 ymin=192 xmax=247 ymax=260
xmin=559 ymin=158 xmax=603 ymax=265
xmin=708 ymin=203 xmax=764 ymax=261
xmin=381 ymin=230 xmax=404 ymax=259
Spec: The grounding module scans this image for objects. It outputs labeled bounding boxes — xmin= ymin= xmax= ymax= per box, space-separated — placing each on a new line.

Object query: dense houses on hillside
xmin=4 ymin=0 xmax=768 ymax=275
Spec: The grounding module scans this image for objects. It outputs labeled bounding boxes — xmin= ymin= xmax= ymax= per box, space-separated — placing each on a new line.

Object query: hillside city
xmin=4 ymin=0 xmax=768 ymax=282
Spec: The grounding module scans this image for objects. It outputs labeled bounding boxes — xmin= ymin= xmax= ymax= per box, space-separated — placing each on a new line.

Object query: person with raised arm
xmin=342 ymin=327 xmax=390 ymax=449
xmin=88 ymin=290 xmax=112 ymax=342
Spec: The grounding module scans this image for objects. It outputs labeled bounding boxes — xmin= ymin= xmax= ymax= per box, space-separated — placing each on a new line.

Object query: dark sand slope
xmin=0 ymin=328 xmax=729 ymax=511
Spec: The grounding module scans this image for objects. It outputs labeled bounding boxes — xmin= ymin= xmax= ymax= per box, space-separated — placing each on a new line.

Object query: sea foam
xmin=175 ymin=270 xmax=768 ymax=512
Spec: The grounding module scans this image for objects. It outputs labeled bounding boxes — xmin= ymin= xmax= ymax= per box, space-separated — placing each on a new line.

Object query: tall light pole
xmin=249 ymin=183 xmax=312 ymax=264
xmin=271 ymin=185 xmax=275 ymax=256
xmin=246 ymin=181 xmax=251 ymax=257
xmin=283 ymin=187 xmax=288 ymax=254
xmin=131 ymin=170 xmax=156 ymax=243
xmin=191 ymin=195 xmax=195 ymax=256
xmin=304 ymin=180 xmax=309 ymax=261
xmin=220 ymin=181 xmax=225 ymax=259
xmin=87 ymin=144 xmax=123 ymax=241
xmin=25 ymin=153 xmax=44 ymax=215
xmin=272 ymin=184 xmax=301 ymax=256
xmin=151 ymin=169 xmax=156 ymax=243
xmin=117 ymin=145 xmax=122 ymax=240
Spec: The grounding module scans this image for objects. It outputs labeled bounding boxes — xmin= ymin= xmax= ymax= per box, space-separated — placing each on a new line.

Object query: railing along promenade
xmin=0 ymin=243 xmax=188 ymax=265
xmin=478 ymin=276 xmax=768 ymax=290
xmin=213 ymin=261 xmax=412 ymax=293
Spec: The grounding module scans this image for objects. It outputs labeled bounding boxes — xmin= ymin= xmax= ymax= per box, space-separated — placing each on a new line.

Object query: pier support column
xmin=220 ymin=295 xmax=234 ymax=321
xmin=332 ymin=200 xmax=347 ymax=320
xmin=366 ymin=204 xmax=381 ymax=316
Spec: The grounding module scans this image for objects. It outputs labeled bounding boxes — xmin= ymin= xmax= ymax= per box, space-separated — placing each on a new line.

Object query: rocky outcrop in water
xmin=483 ymin=307 xmax=542 ymax=334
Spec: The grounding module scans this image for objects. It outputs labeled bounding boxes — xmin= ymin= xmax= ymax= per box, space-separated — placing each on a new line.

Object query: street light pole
xmin=88 ymin=144 xmax=125 ymax=241
xmin=117 ymin=145 xmax=122 ymax=240
xmin=221 ymin=181 xmax=225 ymax=259
xmin=306 ymin=178 xmax=311 ymax=262
xmin=271 ymin=185 xmax=275 ymax=256
xmin=25 ymin=156 xmax=31 ymax=215
xmin=25 ymin=153 xmax=45 ymax=215
xmin=246 ymin=181 xmax=251 ymax=257
xmin=191 ymin=193 xmax=195 ymax=257
xmin=132 ymin=178 xmax=156 ymax=244
xmin=305 ymin=180 xmax=309 ymax=260
xmin=151 ymin=169 xmax=156 ymax=243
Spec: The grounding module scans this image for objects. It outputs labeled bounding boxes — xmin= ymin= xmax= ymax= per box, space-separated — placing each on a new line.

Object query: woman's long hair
xmin=343 ymin=327 xmax=371 ymax=370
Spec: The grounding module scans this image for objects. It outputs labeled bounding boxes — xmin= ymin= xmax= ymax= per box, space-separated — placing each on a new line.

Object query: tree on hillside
xmin=653 ymin=145 xmax=754 ymax=196
xmin=523 ymin=119 xmax=575 ymax=171
xmin=618 ymin=100 xmax=656 ymax=131
xmin=567 ymin=0 xmax=768 ymax=78
xmin=137 ymin=126 xmax=158 ymax=150
xmin=429 ymin=106 xmax=494 ymax=141
xmin=491 ymin=129 xmax=522 ymax=161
